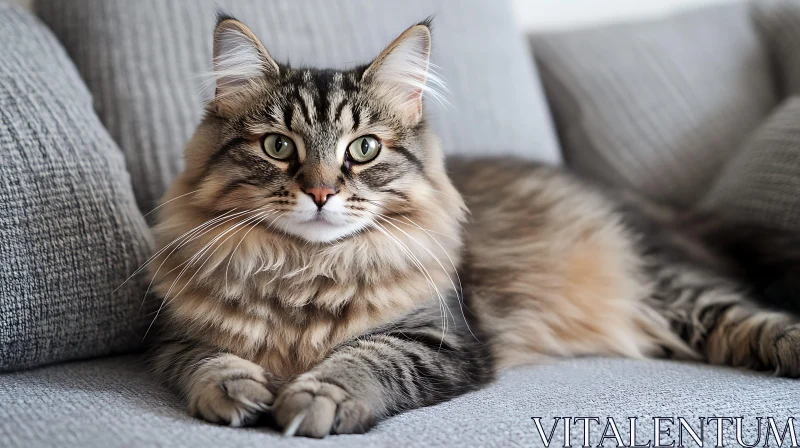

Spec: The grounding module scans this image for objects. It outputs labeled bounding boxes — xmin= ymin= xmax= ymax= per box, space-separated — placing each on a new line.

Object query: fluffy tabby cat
xmin=149 ymin=15 xmax=800 ymax=438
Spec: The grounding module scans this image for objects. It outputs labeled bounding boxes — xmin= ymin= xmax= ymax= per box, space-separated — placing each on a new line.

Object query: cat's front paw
xmin=187 ymin=355 xmax=277 ymax=427
xmin=774 ymin=325 xmax=800 ymax=377
xmin=273 ymin=375 xmax=374 ymax=438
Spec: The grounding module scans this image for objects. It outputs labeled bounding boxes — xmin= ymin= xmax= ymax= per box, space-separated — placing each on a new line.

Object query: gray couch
xmin=3 ymin=1 xmax=800 ymax=447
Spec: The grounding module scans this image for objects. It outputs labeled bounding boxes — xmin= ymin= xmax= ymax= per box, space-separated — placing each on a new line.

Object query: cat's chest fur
xmin=153 ymin=213 xmax=459 ymax=379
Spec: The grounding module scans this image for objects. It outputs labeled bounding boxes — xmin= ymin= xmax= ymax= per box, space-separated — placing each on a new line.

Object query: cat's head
xmin=176 ymin=15 xmax=463 ymax=244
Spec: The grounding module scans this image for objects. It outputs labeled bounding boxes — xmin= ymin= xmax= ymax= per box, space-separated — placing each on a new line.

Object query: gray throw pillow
xmin=35 ymin=0 xmax=561 ymax=213
xmin=753 ymin=0 xmax=800 ymax=96
xmin=702 ymin=97 xmax=800 ymax=230
xmin=533 ymin=2 xmax=778 ymax=205
xmin=0 ymin=5 xmax=153 ymax=370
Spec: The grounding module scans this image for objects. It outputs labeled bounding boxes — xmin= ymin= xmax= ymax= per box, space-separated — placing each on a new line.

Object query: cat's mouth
xmin=303 ymin=211 xmax=335 ymax=224
xmin=278 ymin=196 xmax=370 ymax=243
xmin=284 ymin=214 xmax=366 ymax=243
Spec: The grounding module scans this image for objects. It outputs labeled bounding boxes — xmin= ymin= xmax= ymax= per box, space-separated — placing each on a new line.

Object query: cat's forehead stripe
xmin=279 ymin=67 xmax=365 ymax=126
xmin=291 ymin=86 xmax=312 ymax=124
xmin=280 ymin=99 xmax=294 ymax=132
xmin=310 ymin=71 xmax=333 ymax=123
xmin=333 ymin=98 xmax=347 ymax=122
xmin=351 ymin=102 xmax=361 ymax=132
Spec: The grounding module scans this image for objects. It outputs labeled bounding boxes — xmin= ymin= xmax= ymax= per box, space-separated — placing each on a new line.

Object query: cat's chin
xmin=277 ymin=218 xmax=368 ymax=244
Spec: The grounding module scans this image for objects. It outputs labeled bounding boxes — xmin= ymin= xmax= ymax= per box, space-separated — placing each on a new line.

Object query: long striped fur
xmin=149 ymin=16 xmax=800 ymax=437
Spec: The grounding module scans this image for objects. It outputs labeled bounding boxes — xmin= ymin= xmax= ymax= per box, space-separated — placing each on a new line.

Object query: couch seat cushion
xmin=2 ymin=355 xmax=798 ymax=447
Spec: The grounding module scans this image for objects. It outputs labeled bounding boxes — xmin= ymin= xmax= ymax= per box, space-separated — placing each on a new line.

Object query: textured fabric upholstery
xmin=0 ymin=4 xmax=152 ymax=371
xmin=2 ymin=354 xmax=798 ymax=447
xmin=702 ymin=97 xmax=800 ymax=230
xmin=6 ymin=2 xmax=800 ymax=447
xmin=754 ymin=0 xmax=800 ymax=96
xmin=34 ymin=0 xmax=561 ymax=213
xmin=533 ymin=2 xmax=777 ymax=205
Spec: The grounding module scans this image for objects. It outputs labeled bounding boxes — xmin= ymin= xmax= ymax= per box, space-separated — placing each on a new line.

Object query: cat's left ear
xmin=212 ymin=15 xmax=279 ymax=116
xmin=363 ymin=21 xmax=433 ymax=125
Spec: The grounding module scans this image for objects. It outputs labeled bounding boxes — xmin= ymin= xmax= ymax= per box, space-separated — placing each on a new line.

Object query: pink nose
xmin=302 ymin=187 xmax=336 ymax=208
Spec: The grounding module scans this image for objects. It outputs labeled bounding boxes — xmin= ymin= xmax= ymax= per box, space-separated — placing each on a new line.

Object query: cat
xmin=149 ymin=14 xmax=800 ymax=438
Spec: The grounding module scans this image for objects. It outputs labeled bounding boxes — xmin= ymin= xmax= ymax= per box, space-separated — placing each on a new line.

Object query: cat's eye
xmin=261 ymin=133 xmax=296 ymax=160
xmin=347 ymin=136 xmax=381 ymax=163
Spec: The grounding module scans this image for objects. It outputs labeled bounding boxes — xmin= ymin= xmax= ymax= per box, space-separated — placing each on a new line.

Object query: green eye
xmin=261 ymin=133 xmax=296 ymax=160
xmin=347 ymin=136 xmax=381 ymax=163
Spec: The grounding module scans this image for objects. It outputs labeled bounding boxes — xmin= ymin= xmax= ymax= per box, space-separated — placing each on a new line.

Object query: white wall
xmin=511 ymin=0 xmax=737 ymax=31
xmin=9 ymin=0 xmax=31 ymax=10
xmin=8 ymin=0 xmax=736 ymax=32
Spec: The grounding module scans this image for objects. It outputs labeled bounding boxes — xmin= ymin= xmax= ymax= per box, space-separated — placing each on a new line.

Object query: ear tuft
xmin=215 ymin=8 xmax=238 ymax=27
xmin=211 ymin=16 xmax=278 ymax=115
xmin=363 ymin=21 xmax=445 ymax=125
xmin=417 ymin=16 xmax=435 ymax=31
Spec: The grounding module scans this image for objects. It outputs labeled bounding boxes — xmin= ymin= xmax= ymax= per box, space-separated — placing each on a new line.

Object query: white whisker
xmin=142 ymin=208 xmax=261 ymax=309
xmin=374 ymin=215 xmax=478 ymax=342
xmin=114 ymin=208 xmax=242 ymax=300
xmin=143 ymin=209 xmax=268 ymax=339
xmin=372 ymin=221 xmax=452 ymax=341
xmin=143 ymin=189 xmax=200 ymax=218
xmin=224 ymin=210 xmax=279 ymax=293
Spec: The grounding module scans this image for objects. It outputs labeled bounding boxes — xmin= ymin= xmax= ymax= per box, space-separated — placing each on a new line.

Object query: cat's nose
xmin=302 ymin=186 xmax=337 ymax=208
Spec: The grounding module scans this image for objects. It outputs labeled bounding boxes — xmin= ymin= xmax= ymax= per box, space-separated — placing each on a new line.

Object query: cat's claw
xmin=273 ymin=375 xmax=374 ymax=438
xmin=282 ymin=410 xmax=308 ymax=437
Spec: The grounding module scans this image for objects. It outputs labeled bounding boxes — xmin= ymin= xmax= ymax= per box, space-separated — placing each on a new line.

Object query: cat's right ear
xmin=212 ymin=15 xmax=279 ymax=116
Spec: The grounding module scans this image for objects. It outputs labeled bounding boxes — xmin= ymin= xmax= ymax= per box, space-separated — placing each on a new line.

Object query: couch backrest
xmin=532 ymin=2 xmax=778 ymax=205
xmin=35 ymin=0 xmax=561 ymax=213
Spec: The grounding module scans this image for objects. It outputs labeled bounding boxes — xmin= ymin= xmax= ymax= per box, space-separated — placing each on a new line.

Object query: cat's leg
xmin=271 ymin=308 xmax=494 ymax=438
xmin=151 ymin=340 xmax=279 ymax=426
xmin=648 ymin=265 xmax=800 ymax=377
